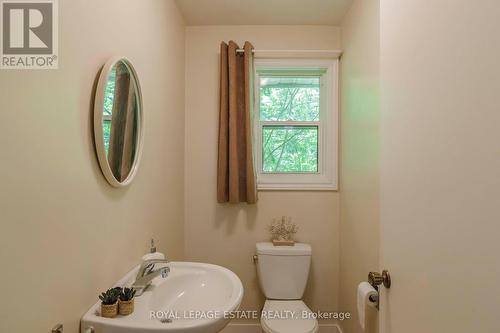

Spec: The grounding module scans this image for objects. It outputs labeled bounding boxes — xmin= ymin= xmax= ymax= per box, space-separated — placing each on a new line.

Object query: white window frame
xmin=254 ymin=58 xmax=339 ymax=191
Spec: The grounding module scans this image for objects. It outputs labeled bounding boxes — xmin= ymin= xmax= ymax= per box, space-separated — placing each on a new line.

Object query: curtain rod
xmin=235 ymin=49 xmax=341 ymax=53
xmin=234 ymin=49 xmax=343 ymax=59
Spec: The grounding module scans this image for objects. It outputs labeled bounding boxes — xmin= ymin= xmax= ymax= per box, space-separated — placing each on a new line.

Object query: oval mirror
xmin=94 ymin=57 xmax=144 ymax=187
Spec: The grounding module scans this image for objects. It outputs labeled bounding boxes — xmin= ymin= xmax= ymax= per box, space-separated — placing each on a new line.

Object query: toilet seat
xmin=261 ymin=300 xmax=318 ymax=333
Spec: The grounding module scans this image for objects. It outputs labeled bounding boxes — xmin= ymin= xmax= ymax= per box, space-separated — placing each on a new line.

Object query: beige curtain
xmin=217 ymin=41 xmax=257 ymax=204
xmin=108 ymin=62 xmax=137 ymax=182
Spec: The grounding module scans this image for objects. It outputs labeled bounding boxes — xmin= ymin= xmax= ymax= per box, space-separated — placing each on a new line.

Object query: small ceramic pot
xmin=101 ymin=302 xmax=118 ymax=318
xmin=119 ymin=298 xmax=134 ymax=316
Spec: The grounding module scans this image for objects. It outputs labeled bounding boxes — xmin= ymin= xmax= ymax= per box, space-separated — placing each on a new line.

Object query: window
xmin=103 ymin=68 xmax=116 ymax=155
xmin=254 ymin=59 xmax=338 ymax=190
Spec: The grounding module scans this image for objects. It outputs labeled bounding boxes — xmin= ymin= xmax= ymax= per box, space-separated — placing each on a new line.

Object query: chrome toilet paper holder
xmin=367 ymin=270 xmax=391 ymax=309
xmin=368 ymin=270 xmax=391 ymax=289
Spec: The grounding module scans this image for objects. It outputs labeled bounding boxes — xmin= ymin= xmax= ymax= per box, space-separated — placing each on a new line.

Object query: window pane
xmin=260 ymin=76 xmax=320 ymax=121
xmin=262 ymin=126 xmax=318 ymax=173
xmin=103 ymin=120 xmax=111 ymax=155
xmin=103 ymin=69 xmax=115 ymax=117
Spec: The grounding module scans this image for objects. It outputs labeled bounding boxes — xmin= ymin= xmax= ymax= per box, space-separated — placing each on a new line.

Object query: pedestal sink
xmin=81 ymin=262 xmax=243 ymax=333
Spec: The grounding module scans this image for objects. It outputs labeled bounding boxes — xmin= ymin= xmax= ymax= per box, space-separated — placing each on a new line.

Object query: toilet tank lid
xmin=256 ymin=242 xmax=312 ymax=256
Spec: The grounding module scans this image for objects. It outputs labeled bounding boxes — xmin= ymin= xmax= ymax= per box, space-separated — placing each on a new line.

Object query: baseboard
xmin=220 ymin=322 xmax=342 ymax=333
xmin=319 ymin=324 xmax=342 ymax=333
xmin=220 ymin=323 xmax=260 ymax=333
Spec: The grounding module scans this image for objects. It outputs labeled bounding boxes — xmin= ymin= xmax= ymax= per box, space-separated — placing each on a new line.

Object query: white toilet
xmin=256 ymin=242 xmax=318 ymax=333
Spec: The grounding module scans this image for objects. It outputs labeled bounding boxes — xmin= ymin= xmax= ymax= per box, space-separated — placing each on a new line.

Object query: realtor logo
xmin=1 ymin=0 xmax=58 ymax=69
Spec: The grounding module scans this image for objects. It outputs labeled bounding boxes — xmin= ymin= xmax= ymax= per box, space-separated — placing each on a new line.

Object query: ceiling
xmin=174 ymin=0 xmax=353 ymax=26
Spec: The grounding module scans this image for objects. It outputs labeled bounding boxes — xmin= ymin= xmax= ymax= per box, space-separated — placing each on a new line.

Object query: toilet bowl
xmin=261 ymin=300 xmax=318 ymax=333
xmin=256 ymin=242 xmax=318 ymax=333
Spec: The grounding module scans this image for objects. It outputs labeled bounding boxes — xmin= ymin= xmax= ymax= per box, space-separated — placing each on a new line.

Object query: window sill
xmin=257 ymin=183 xmax=338 ymax=191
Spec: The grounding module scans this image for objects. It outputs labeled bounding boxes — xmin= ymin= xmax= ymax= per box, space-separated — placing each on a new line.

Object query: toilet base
xmin=260 ymin=300 xmax=318 ymax=333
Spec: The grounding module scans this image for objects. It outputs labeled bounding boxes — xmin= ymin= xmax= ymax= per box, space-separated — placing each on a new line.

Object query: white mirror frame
xmin=93 ymin=56 xmax=144 ymax=187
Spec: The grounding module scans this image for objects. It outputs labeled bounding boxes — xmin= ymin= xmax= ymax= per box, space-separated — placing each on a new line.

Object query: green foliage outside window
xmin=102 ymin=67 xmax=116 ymax=154
xmin=262 ymin=126 xmax=318 ymax=173
xmin=260 ymin=76 xmax=320 ymax=173
xmin=102 ymin=121 xmax=111 ymax=154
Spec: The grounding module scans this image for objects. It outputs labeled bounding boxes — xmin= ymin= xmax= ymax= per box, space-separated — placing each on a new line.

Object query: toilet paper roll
xmin=357 ymin=282 xmax=378 ymax=331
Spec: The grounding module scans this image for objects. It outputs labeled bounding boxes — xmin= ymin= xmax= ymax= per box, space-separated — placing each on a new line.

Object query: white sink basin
xmin=81 ymin=262 xmax=243 ymax=333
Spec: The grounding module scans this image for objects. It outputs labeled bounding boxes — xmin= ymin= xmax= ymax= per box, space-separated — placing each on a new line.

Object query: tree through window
xmin=260 ymin=76 xmax=320 ymax=173
xmin=255 ymin=59 xmax=338 ymax=190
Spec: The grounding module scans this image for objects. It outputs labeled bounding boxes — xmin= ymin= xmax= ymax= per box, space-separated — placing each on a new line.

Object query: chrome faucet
xmin=132 ymin=259 xmax=170 ymax=296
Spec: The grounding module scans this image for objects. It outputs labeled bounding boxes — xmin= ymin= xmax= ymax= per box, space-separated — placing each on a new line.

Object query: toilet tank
xmin=256 ymin=242 xmax=312 ymax=300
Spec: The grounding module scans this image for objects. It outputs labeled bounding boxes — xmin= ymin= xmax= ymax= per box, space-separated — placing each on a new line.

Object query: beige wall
xmin=0 ymin=0 xmax=185 ymax=331
xmin=379 ymin=0 xmax=500 ymax=331
xmin=184 ymin=26 xmax=341 ymax=321
xmin=339 ymin=0 xmax=380 ymax=332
